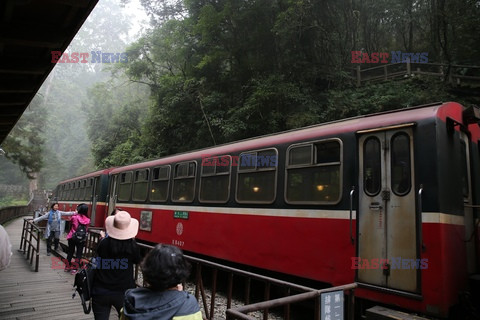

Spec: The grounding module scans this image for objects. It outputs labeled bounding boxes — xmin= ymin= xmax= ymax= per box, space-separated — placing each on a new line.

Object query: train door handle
xmin=349 ymin=186 xmax=355 ymax=245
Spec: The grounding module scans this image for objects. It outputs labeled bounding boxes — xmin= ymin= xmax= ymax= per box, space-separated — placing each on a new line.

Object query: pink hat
xmin=105 ymin=211 xmax=139 ymax=240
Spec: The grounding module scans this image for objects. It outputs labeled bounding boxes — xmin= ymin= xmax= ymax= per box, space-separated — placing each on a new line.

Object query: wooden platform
xmin=0 ymin=216 xmax=117 ymax=320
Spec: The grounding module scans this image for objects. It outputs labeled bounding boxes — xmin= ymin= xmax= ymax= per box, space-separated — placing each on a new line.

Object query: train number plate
xmin=174 ymin=211 xmax=189 ymax=219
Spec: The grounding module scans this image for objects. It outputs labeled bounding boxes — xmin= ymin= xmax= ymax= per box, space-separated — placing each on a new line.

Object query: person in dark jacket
xmin=92 ymin=210 xmax=141 ymax=320
xmin=123 ymin=244 xmax=202 ymax=320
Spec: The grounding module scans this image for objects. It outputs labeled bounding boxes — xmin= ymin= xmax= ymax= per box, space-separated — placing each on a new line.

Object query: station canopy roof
xmin=0 ymin=0 xmax=99 ymax=144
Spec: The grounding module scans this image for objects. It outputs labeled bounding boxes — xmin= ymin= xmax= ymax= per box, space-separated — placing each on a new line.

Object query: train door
xmin=107 ymin=174 xmax=118 ymax=215
xmin=357 ymin=127 xmax=419 ymax=293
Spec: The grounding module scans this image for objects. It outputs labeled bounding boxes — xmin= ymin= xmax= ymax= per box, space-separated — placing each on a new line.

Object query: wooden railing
xmin=355 ymin=62 xmax=480 ymax=87
xmin=19 ymin=218 xmax=42 ymax=272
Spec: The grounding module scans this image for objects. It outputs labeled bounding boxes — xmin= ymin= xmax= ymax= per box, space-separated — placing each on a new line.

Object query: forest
xmin=0 ymin=0 xmax=479 ymax=200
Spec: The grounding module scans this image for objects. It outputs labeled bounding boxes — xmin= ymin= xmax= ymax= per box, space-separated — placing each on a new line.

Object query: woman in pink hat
xmin=91 ymin=210 xmax=141 ymax=320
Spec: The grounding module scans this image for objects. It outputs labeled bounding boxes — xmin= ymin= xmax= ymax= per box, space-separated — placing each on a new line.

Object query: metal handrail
xmin=226 ymin=283 xmax=358 ymax=320
xmin=135 ymin=242 xmax=323 ymax=320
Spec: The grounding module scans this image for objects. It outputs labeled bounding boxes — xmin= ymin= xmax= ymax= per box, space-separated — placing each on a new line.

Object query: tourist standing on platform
xmin=65 ymin=203 xmax=90 ymax=274
xmin=33 ymin=202 xmax=75 ymax=256
xmin=123 ymin=244 xmax=202 ymax=319
xmin=0 ymin=224 xmax=12 ymax=271
xmin=91 ymin=210 xmax=141 ymax=320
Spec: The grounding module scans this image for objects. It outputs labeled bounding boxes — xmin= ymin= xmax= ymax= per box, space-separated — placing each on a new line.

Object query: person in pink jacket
xmin=65 ymin=203 xmax=91 ymax=273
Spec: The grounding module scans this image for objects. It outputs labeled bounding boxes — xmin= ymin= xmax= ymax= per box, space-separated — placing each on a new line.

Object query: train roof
xmin=111 ymin=101 xmax=466 ymax=174
xmin=59 ymin=168 xmax=114 ymax=184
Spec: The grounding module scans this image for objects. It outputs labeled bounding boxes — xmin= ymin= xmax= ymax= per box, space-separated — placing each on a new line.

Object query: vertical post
xmin=35 ymin=229 xmax=40 ymax=272
xmin=263 ymin=282 xmax=270 ymax=320
xmin=384 ymin=65 xmax=388 ymax=80
xmin=314 ymin=295 xmax=320 ymax=320
xmin=348 ymin=289 xmax=355 ymax=320
xmin=20 ymin=219 xmax=27 ymax=252
xmin=406 ymin=59 xmax=411 ymax=76
xmin=27 ymin=224 xmax=33 ymax=259
xmin=210 ymin=269 xmax=218 ymax=320
xmin=195 ymin=263 xmax=201 ymax=299
xmin=283 ymin=287 xmax=291 ymax=320
xmin=245 ymin=278 xmax=251 ymax=305
xmin=227 ymin=273 xmax=234 ymax=309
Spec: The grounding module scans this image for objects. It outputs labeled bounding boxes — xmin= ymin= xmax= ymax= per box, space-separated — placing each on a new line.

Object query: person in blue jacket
xmin=33 ymin=202 xmax=75 ymax=255
xmin=123 ymin=244 xmax=202 ymax=320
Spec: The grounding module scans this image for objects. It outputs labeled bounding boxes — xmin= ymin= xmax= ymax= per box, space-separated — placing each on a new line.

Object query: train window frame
xmin=150 ymin=165 xmax=171 ymax=203
xmin=390 ymin=132 xmax=412 ymax=196
xmin=172 ymin=161 xmax=197 ymax=203
xmin=68 ymin=182 xmax=74 ymax=200
xmin=199 ymin=155 xmax=232 ymax=203
xmin=65 ymin=183 xmax=70 ymax=200
xmin=363 ymin=136 xmax=382 ymax=197
xmin=285 ymin=139 xmax=343 ymax=205
xmin=133 ymin=169 xmax=150 ymax=201
xmin=79 ymin=179 xmax=87 ymax=201
xmin=236 ymin=148 xmax=278 ymax=204
xmin=73 ymin=180 xmax=79 ymax=201
xmin=60 ymin=184 xmax=66 ymax=200
xmin=118 ymin=171 xmax=133 ymax=202
xmin=84 ymin=178 xmax=93 ymax=201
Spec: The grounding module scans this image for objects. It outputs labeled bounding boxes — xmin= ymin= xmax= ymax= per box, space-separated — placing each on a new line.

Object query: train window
xmin=70 ymin=182 xmax=76 ymax=200
xmin=69 ymin=182 xmax=75 ymax=200
xmin=391 ymin=133 xmax=411 ymax=196
xmin=200 ymin=155 xmax=231 ymax=203
xmin=286 ymin=139 xmax=342 ymax=204
xmin=172 ymin=161 xmax=196 ymax=202
xmin=84 ymin=178 xmax=93 ymax=200
xmin=364 ymin=137 xmax=381 ymax=196
xmin=460 ymin=140 xmax=469 ymax=198
xmin=118 ymin=172 xmax=133 ymax=201
xmin=60 ymin=184 xmax=65 ymax=200
xmin=79 ymin=179 xmax=86 ymax=200
xmin=133 ymin=169 xmax=149 ymax=201
xmin=73 ymin=181 xmax=79 ymax=200
xmin=236 ymin=148 xmax=278 ymax=203
xmin=289 ymin=145 xmax=312 ymax=166
xmin=151 ymin=166 xmax=170 ymax=202
xmin=65 ymin=183 xmax=70 ymax=200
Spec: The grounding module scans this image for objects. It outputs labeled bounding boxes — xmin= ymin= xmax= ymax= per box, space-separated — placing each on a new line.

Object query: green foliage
xmin=323 ymin=75 xmax=475 ymax=122
xmin=34 ymin=0 xmax=466 ymax=174
xmin=85 ymin=79 xmax=150 ymax=168
xmin=97 ymin=0 xmax=478 ymax=164
xmin=222 ymin=75 xmax=319 ymax=140
xmin=0 ymin=196 xmax=29 ymax=209
xmin=2 ymin=96 xmax=46 ymax=179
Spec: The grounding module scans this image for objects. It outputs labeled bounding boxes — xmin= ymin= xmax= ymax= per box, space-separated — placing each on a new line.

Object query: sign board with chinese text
xmin=320 ymin=290 xmax=344 ymax=320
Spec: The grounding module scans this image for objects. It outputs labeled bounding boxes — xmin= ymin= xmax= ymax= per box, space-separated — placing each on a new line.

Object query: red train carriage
xmin=53 ymin=168 xmax=112 ymax=227
xmin=54 ymin=102 xmax=480 ymax=317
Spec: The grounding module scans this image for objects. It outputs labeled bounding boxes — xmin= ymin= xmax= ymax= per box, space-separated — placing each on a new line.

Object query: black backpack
xmin=73 ymin=223 xmax=87 ymax=243
xmin=72 ymin=262 xmax=94 ymax=314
